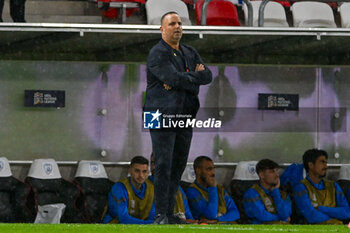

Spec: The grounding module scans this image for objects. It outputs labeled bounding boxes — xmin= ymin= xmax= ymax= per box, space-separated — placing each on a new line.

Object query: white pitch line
xmin=154 ymin=225 xmax=341 ymax=232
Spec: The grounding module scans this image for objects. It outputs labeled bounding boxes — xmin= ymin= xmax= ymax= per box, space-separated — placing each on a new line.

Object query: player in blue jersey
xmin=186 ymin=156 xmax=240 ymax=224
xmin=243 ymin=159 xmax=292 ymax=224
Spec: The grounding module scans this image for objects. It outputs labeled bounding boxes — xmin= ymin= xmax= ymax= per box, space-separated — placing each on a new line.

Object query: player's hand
xmin=163 ymin=84 xmax=172 ymax=90
xmin=195 ymin=64 xmax=205 ymax=72
xmin=206 ymin=176 xmax=216 ymax=187
xmin=273 ymin=178 xmax=280 ymax=190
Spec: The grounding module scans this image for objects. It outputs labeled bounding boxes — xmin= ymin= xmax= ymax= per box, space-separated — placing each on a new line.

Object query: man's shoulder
xmin=323 ymin=178 xmax=335 ymax=184
xmin=185 ymin=184 xmax=201 ymax=196
xmin=111 ymin=180 xmax=128 ymax=194
xmin=149 ymin=40 xmax=169 ymax=54
xmin=292 ymin=182 xmax=307 ymax=195
xmin=148 ymin=176 xmax=154 ymax=183
xmin=186 ymin=183 xmax=198 ymax=191
xmin=147 ymin=40 xmax=170 ymax=64
xmin=243 ymin=187 xmax=259 ymax=199
xmin=216 ymin=184 xmax=228 ymax=194
xmin=323 ymin=179 xmax=341 ymax=191
xmin=145 ymin=178 xmax=154 ymax=189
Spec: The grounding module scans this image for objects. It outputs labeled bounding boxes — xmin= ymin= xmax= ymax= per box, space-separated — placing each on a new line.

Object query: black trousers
xmin=0 ymin=0 xmax=26 ymax=22
xmin=150 ymin=128 xmax=193 ymax=215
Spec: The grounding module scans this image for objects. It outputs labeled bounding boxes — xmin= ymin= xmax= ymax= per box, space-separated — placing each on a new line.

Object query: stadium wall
xmin=0 ymin=61 xmax=348 ymax=164
xmin=1 ymin=24 xmax=350 ymax=187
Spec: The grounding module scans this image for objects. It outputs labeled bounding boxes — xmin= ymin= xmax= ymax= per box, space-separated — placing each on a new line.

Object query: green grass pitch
xmin=0 ymin=224 xmax=349 ymax=233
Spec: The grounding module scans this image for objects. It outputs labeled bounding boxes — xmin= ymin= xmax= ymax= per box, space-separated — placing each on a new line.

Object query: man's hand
xmin=163 ymin=64 xmax=204 ymax=90
xmin=273 ymin=178 xmax=280 ymax=190
xmin=206 ymin=176 xmax=216 ymax=187
xmin=163 ymin=83 xmax=172 ymax=90
xmin=195 ymin=64 xmax=205 ymax=72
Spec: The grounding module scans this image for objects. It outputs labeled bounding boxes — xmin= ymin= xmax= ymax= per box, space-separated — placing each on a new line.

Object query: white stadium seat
xmin=74 ymin=160 xmax=112 ymax=223
xmin=27 ymin=158 xmax=61 ymax=179
xmin=291 ymin=2 xmax=336 ymax=28
xmin=340 ymin=3 xmax=350 ymax=28
xmin=146 ymin=0 xmax=191 ymax=25
xmin=230 ymin=161 xmax=259 ymax=223
xmin=232 ymin=161 xmax=259 ymax=181
xmin=338 ymin=164 xmax=350 ymax=203
xmin=243 ymin=1 xmax=289 ymax=27
xmin=75 ymin=160 xmax=108 ymax=179
xmin=181 ymin=164 xmax=196 ymax=183
xmin=339 ymin=164 xmax=350 ymax=181
xmin=0 ymin=157 xmax=34 ymax=223
xmin=26 ymin=159 xmax=83 ymax=223
xmin=0 ymin=157 xmax=12 ymax=177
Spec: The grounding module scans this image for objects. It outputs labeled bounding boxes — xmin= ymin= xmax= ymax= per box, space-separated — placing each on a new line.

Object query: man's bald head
xmin=160 ymin=11 xmax=180 ymax=26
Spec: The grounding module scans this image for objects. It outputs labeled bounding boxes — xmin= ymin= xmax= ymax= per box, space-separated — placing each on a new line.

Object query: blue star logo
xmin=143 ymin=110 xmax=162 ymax=129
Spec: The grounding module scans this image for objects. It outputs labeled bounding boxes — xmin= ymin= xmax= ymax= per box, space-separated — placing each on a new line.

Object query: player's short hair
xmin=193 ymin=156 xmax=213 ymax=170
xmin=303 ymin=149 xmax=328 ymax=173
xmin=256 ymin=159 xmax=279 ymax=174
xmin=130 ymin=156 xmax=149 ymax=167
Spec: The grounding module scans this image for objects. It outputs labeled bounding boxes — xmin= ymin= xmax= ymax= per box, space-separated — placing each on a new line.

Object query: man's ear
xmin=194 ymin=167 xmax=200 ymax=176
xmin=160 ymin=26 xmax=163 ymax=33
xmin=308 ymin=162 xmax=314 ymax=170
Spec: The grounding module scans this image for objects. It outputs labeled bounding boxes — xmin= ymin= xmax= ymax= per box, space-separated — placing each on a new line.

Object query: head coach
xmin=144 ymin=11 xmax=212 ymax=224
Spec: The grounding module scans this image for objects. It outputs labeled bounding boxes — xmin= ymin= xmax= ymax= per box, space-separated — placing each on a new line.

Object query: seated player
xmin=149 ymin=153 xmax=197 ymax=224
xmin=293 ymin=149 xmax=350 ymax=224
xmin=243 ymin=159 xmax=292 ymax=224
xmin=186 ymin=156 xmax=240 ymax=224
xmin=103 ymin=156 xmax=155 ymax=224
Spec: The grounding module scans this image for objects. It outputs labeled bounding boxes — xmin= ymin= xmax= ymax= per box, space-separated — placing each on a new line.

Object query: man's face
xmin=129 ymin=163 xmax=149 ymax=186
xmin=309 ymin=155 xmax=328 ymax=178
xmin=197 ymin=160 xmax=215 ymax=185
xmin=259 ymin=168 xmax=279 ymax=187
xmin=160 ymin=13 xmax=183 ymax=44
